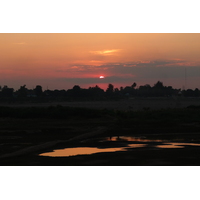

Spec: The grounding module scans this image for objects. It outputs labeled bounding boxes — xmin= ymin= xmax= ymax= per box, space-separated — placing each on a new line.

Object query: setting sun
xmin=1 ymin=33 xmax=200 ymax=90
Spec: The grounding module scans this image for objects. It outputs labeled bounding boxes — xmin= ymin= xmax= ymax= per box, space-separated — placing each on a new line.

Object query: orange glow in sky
xmin=1 ymin=33 xmax=200 ymax=90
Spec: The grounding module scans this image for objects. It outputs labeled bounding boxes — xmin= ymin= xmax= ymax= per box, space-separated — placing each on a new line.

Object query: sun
xmin=99 ymin=76 xmax=105 ymax=79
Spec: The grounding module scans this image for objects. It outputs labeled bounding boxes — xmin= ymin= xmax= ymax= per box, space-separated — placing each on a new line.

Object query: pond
xmin=40 ymin=146 xmax=127 ymax=157
xmin=39 ymin=142 xmax=147 ymax=157
xmin=39 ymin=136 xmax=200 ymax=157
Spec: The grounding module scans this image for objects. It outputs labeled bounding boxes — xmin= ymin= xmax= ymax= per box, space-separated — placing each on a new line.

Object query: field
xmin=1 ymin=97 xmax=200 ymax=166
xmin=2 ymin=96 xmax=200 ymax=110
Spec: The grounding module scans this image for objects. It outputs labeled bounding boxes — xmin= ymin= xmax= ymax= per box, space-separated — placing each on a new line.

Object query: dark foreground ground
xmin=1 ymin=98 xmax=200 ymax=166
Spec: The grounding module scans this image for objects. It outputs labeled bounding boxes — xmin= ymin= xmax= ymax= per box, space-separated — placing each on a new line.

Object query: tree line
xmin=0 ymin=81 xmax=200 ymax=102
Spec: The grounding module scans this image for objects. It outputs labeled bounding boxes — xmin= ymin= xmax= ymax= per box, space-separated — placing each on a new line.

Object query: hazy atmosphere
xmin=1 ymin=33 xmax=200 ymax=90
xmin=2 ymin=1 xmax=200 ymax=199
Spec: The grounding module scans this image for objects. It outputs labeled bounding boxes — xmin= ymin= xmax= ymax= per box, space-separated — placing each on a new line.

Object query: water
xmin=40 ymin=143 xmax=146 ymax=157
xmin=40 ymin=147 xmax=127 ymax=157
xmin=39 ymin=136 xmax=200 ymax=157
xmin=157 ymin=142 xmax=200 ymax=148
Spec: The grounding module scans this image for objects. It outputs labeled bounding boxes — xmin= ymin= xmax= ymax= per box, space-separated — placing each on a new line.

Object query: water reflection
xmin=156 ymin=143 xmax=184 ymax=148
xmin=40 ymin=146 xmax=127 ymax=157
xmin=128 ymin=144 xmax=147 ymax=148
xmin=39 ymin=136 xmax=200 ymax=157
xmin=157 ymin=142 xmax=200 ymax=149
xmin=40 ymin=143 xmax=147 ymax=157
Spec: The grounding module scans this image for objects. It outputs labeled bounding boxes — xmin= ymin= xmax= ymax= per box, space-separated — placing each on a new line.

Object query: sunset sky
xmin=1 ymin=33 xmax=200 ymax=90
xmin=1 ymin=1 xmax=200 ymax=199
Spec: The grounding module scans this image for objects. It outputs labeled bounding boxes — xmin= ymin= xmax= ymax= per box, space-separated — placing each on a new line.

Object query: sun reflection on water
xmin=40 ymin=146 xmax=127 ymax=157
xmin=39 ymin=136 xmax=200 ymax=157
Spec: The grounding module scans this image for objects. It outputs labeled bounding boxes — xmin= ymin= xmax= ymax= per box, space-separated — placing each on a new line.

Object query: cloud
xmin=58 ymin=75 xmax=136 ymax=85
xmin=90 ymin=49 xmax=121 ymax=56
xmin=52 ymin=59 xmax=200 ymax=89
xmin=56 ymin=59 xmax=200 ymax=78
xmin=103 ymin=60 xmax=200 ymax=79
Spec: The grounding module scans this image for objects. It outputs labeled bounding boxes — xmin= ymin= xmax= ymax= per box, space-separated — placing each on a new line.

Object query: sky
xmin=1 ymin=1 xmax=200 ymax=199
xmin=1 ymin=33 xmax=200 ymax=91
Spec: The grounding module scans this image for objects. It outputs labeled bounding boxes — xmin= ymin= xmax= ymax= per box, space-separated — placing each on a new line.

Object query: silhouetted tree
xmin=152 ymin=81 xmax=165 ymax=96
xmin=34 ymin=85 xmax=43 ymax=97
xmin=184 ymin=89 xmax=195 ymax=97
xmin=123 ymin=86 xmax=132 ymax=95
xmin=66 ymin=85 xmax=82 ymax=99
xmin=73 ymin=85 xmax=81 ymax=92
xmin=194 ymin=88 xmax=200 ymax=97
xmin=138 ymin=84 xmax=152 ymax=97
xmin=2 ymin=85 xmax=14 ymax=98
xmin=153 ymin=81 xmax=164 ymax=89
xmin=106 ymin=84 xmax=114 ymax=94
xmin=17 ymin=85 xmax=28 ymax=98
xmin=87 ymin=85 xmax=104 ymax=100
xmin=0 ymin=80 xmax=200 ymax=101
xmin=131 ymin=82 xmax=137 ymax=89
xmin=114 ymin=88 xmax=119 ymax=93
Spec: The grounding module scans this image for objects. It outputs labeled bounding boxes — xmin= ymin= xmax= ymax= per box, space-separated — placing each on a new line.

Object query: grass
xmin=0 ymin=105 xmax=200 ymax=130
